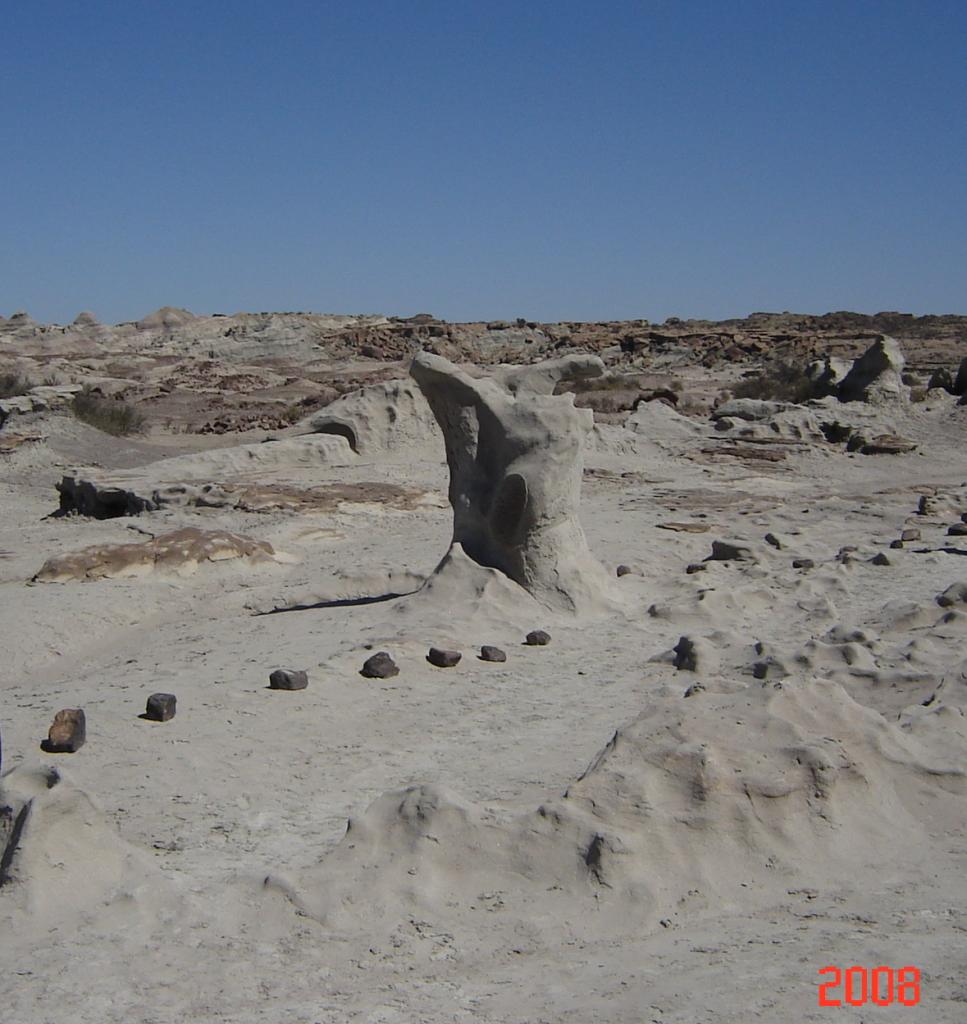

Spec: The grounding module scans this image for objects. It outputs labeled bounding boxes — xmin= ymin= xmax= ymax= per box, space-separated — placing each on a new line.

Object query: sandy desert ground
xmin=1 ymin=310 xmax=966 ymax=1023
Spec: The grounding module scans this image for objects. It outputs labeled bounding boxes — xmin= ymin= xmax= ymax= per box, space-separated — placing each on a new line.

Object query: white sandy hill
xmin=268 ymin=665 xmax=965 ymax=946
xmin=0 ymin=765 xmax=172 ymax=934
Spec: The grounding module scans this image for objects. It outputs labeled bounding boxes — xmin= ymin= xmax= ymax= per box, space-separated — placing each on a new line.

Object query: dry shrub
xmin=72 ymin=388 xmax=147 ymax=436
xmin=0 ymin=372 xmax=32 ymax=398
xmin=733 ymin=361 xmax=825 ymax=403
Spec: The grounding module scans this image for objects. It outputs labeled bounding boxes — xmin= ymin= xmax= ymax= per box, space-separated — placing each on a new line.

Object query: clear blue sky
xmin=2 ymin=1 xmax=964 ymax=324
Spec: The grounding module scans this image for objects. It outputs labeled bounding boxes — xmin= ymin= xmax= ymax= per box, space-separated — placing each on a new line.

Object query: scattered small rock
xmin=269 ymin=669 xmax=308 ymax=690
xmin=753 ymin=657 xmax=788 ymax=681
xmin=901 ymin=527 xmax=921 ymax=542
xmin=948 ymin=523 xmax=967 ymax=536
xmin=937 ymin=582 xmax=967 ymax=607
xmin=708 ymin=539 xmax=756 ymax=562
xmin=686 ymin=562 xmax=708 ymax=574
xmin=860 ymin=434 xmax=917 ymax=455
xmin=145 ymin=693 xmax=177 ymax=721
xmin=672 ymin=636 xmax=719 ymax=673
xmin=792 ymin=558 xmax=815 ymax=569
xmin=764 ymin=532 xmax=783 ymax=550
xmin=360 ymin=652 xmax=399 ymax=679
xmin=616 ymin=564 xmax=633 ymax=577
xmin=43 ymin=709 xmax=86 ymax=753
xmin=524 ymin=630 xmax=551 ymax=646
xmin=890 ymin=539 xmax=904 ymax=549
xmin=928 ymin=367 xmax=954 ymax=392
xmin=870 ymin=552 xmax=891 ymax=566
xmin=479 ymin=646 xmax=507 ymax=663
xmin=683 ymin=682 xmax=705 ymax=698
xmin=427 ymin=648 xmax=462 ymax=668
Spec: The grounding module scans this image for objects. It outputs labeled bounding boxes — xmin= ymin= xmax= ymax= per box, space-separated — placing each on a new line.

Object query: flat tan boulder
xmin=33 ymin=527 xmax=279 ymax=582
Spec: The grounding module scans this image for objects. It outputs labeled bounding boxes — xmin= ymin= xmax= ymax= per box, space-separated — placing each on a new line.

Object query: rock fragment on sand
xmin=145 ymin=693 xmax=177 ymax=721
xmin=936 ymin=582 xmax=967 ymax=608
xmin=686 ymin=562 xmax=708 ymax=574
xmin=708 ymin=539 xmax=756 ymax=562
xmin=44 ymin=709 xmax=86 ymax=752
xmin=792 ymin=558 xmax=815 ymax=569
xmin=837 ymin=335 xmax=908 ymax=403
xmin=524 ymin=630 xmax=551 ymax=646
xmin=859 ymin=434 xmax=917 ymax=455
xmin=948 ymin=523 xmax=967 ymax=536
xmin=269 ymin=669 xmax=309 ymax=691
xmin=360 ymin=652 xmax=399 ymax=679
xmin=427 ymin=648 xmax=462 ymax=668
xmin=616 ymin=564 xmax=633 ymax=577
xmin=870 ymin=552 xmax=891 ymax=566
xmin=890 ymin=539 xmax=904 ymax=549
xmin=753 ymin=657 xmax=788 ymax=681
xmin=672 ymin=636 xmax=719 ymax=673
xmin=764 ymin=532 xmax=783 ymax=549
xmin=683 ymin=682 xmax=705 ymax=698
xmin=479 ymin=646 xmax=507 ymax=662
xmin=901 ymin=527 xmax=921 ymax=542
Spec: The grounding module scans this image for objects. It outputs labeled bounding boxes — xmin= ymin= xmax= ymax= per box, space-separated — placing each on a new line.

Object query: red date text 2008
xmin=818 ymin=966 xmax=920 ymax=1007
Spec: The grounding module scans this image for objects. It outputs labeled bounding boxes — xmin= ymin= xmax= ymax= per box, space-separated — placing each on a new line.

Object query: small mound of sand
xmin=0 ymin=766 xmax=168 ymax=930
xmin=272 ymin=678 xmax=965 ymax=937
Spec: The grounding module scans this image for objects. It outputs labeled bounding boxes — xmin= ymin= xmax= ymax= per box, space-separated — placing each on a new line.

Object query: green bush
xmin=732 ymin=361 xmax=824 ymax=403
xmin=71 ymin=388 xmax=147 ymax=436
xmin=0 ymin=372 xmax=32 ymax=398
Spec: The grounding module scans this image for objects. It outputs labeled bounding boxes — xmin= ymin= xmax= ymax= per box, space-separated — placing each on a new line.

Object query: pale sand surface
xmin=1 ymin=366 xmax=966 ymax=1022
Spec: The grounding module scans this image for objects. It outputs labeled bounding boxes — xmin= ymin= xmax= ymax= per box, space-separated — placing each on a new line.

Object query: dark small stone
xmin=753 ymin=657 xmax=787 ymax=681
xmin=901 ymin=528 xmax=921 ymax=542
xmin=792 ymin=558 xmax=815 ymax=569
xmin=673 ymin=636 xmax=701 ymax=671
xmin=764 ymin=532 xmax=782 ymax=550
xmin=268 ymin=669 xmax=308 ymax=691
xmin=927 ymin=367 xmax=953 ymax=392
xmin=524 ymin=630 xmax=551 ymax=646
xmin=43 ymin=709 xmax=86 ymax=753
xmin=890 ymin=539 xmax=904 ymax=549
xmin=479 ymin=645 xmax=507 ymax=662
xmin=709 ymin=539 xmax=755 ymax=562
xmin=616 ymin=564 xmax=633 ymax=577
xmin=948 ymin=523 xmax=967 ymax=536
xmin=145 ymin=693 xmax=177 ymax=721
xmin=686 ymin=562 xmax=708 ymax=574
xmin=360 ymin=652 xmax=399 ymax=679
xmin=871 ymin=552 xmax=891 ymax=566
xmin=427 ymin=647 xmax=462 ymax=668
xmin=683 ymin=682 xmax=705 ymax=698
xmin=917 ymin=496 xmax=933 ymax=515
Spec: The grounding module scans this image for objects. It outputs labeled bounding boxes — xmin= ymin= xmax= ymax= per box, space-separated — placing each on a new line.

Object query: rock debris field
xmin=1 ymin=309 xmax=967 ymax=1023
